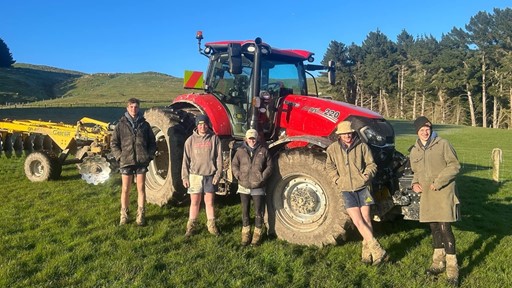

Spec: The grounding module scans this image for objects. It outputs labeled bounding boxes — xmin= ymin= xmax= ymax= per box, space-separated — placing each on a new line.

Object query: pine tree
xmin=0 ymin=38 xmax=16 ymax=67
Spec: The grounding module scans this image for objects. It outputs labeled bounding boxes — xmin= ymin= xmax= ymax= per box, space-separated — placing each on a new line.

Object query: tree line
xmin=321 ymin=8 xmax=512 ymax=129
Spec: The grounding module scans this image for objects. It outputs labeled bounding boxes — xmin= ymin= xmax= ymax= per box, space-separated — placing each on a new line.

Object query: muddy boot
xmin=361 ymin=240 xmax=372 ymax=264
xmin=136 ymin=206 xmax=146 ymax=226
xmin=241 ymin=226 xmax=251 ymax=246
xmin=251 ymin=227 xmax=264 ymax=246
xmin=185 ymin=219 xmax=197 ymax=238
xmin=446 ymin=254 xmax=459 ymax=286
xmin=426 ymin=248 xmax=446 ymax=276
xmin=207 ymin=218 xmax=220 ymax=236
xmin=368 ymin=238 xmax=389 ymax=266
xmin=119 ymin=208 xmax=129 ymax=225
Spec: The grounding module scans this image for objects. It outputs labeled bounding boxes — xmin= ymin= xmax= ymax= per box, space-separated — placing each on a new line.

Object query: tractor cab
xmin=196 ymin=31 xmax=334 ymax=140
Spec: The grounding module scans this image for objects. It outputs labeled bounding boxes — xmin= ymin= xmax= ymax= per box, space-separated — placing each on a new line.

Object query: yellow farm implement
xmin=0 ymin=117 xmax=115 ymax=184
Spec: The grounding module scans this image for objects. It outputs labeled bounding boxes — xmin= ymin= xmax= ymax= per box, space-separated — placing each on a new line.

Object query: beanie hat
xmin=195 ymin=114 xmax=210 ymax=126
xmin=414 ymin=116 xmax=432 ymax=133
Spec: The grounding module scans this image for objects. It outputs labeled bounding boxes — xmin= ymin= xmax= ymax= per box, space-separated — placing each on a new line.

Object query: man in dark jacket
xmin=232 ymin=129 xmax=273 ymax=246
xmin=111 ymin=98 xmax=156 ymax=226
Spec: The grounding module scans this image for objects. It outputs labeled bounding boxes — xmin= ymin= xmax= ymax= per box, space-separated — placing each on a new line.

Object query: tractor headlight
xmin=360 ymin=126 xmax=387 ymax=147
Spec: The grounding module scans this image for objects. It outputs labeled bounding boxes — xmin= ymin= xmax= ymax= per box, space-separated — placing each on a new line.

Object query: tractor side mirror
xmin=228 ymin=43 xmax=242 ymax=75
xmin=328 ymin=60 xmax=336 ymax=85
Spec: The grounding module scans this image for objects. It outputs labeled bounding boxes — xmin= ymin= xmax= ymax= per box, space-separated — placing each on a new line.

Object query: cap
xmin=414 ymin=116 xmax=432 ymax=133
xmin=195 ymin=114 xmax=210 ymax=126
xmin=245 ymin=129 xmax=258 ymax=139
xmin=335 ymin=121 xmax=354 ymax=134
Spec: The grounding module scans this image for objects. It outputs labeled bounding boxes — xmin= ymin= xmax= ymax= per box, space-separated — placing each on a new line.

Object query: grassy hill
xmin=0 ymin=64 xmax=189 ymax=107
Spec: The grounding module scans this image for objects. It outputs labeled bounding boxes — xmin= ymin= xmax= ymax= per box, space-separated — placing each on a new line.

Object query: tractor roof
xmin=205 ymin=40 xmax=314 ymax=61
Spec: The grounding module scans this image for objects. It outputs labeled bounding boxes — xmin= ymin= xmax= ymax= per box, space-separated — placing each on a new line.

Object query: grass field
xmin=1 ymin=117 xmax=511 ymax=287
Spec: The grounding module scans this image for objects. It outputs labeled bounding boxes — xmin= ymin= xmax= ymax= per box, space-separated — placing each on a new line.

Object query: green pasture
xmin=1 ymin=118 xmax=511 ymax=287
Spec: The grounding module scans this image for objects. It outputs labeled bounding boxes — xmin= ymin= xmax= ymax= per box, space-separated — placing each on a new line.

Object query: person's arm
xmin=181 ymin=138 xmax=191 ymax=188
xmin=261 ymin=148 xmax=273 ymax=183
xmin=213 ymin=136 xmax=223 ymax=184
xmin=432 ymin=140 xmax=460 ymax=190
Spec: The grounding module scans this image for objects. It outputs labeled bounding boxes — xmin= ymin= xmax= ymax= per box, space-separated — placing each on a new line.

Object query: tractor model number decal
xmin=303 ymin=106 xmax=340 ymax=123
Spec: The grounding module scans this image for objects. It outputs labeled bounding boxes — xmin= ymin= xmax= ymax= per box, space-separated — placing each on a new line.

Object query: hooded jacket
xmin=409 ymin=133 xmax=460 ymax=222
xmin=181 ymin=128 xmax=223 ymax=183
xmin=325 ymin=136 xmax=377 ymax=192
xmin=232 ymin=142 xmax=273 ymax=189
xmin=111 ymin=112 xmax=156 ymax=168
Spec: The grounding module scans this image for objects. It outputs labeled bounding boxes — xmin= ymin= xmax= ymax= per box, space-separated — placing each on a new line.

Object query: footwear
xmin=251 ymin=227 xmax=263 ymax=246
xmin=426 ymin=248 xmax=446 ymax=276
xmin=119 ymin=208 xmax=129 ymax=225
xmin=136 ymin=206 xmax=146 ymax=226
xmin=185 ymin=219 xmax=197 ymax=238
xmin=446 ymin=254 xmax=459 ymax=286
xmin=361 ymin=240 xmax=372 ymax=264
xmin=207 ymin=218 xmax=220 ymax=236
xmin=241 ymin=226 xmax=251 ymax=246
xmin=368 ymin=238 xmax=389 ymax=266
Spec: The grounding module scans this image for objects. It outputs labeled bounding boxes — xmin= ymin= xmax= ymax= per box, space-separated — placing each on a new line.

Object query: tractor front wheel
xmin=267 ymin=149 xmax=350 ymax=247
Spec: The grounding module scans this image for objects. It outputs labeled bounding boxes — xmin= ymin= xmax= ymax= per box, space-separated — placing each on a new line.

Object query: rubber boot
xmin=207 ymin=218 xmax=220 ymax=236
xmin=185 ymin=219 xmax=197 ymax=238
xmin=136 ymin=206 xmax=146 ymax=226
xmin=446 ymin=254 xmax=459 ymax=286
xmin=368 ymin=238 xmax=389 ymax=266
xmin=241 ymin=226 xmax=251 ymax=246
xmin=251 ymin=227 xmax=263 ymax=246
xmin=119 ymin=208 xmax=129 ymax=225
xmin=361 ymin=240 xmax=372 ymax=264
xmin=426 ymin=248 xmax=446 ymax=276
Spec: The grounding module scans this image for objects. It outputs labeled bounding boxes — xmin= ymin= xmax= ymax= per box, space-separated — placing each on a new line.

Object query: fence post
xmin=492 ymin=148 xmax=503 ymax=183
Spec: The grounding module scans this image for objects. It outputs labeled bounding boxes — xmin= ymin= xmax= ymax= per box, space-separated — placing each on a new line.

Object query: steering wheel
xmin=262 ymin=82 xmax=282 ymax=92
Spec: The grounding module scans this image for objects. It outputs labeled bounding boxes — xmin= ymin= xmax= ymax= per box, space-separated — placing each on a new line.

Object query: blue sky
xmin=1 ymin=0 xmax=511 ymax=78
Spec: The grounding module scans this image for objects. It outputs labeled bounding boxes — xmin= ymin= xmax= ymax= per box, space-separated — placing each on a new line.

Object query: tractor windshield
xmin=208 ymin=52 xmax=306 ymax=137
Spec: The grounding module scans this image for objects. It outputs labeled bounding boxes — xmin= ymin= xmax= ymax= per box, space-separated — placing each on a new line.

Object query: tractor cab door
xmin=208 ymin=54 xmax=251 ymax=137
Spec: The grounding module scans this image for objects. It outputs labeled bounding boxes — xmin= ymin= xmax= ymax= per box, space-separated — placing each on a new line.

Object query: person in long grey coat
xmin=409 ymin=116 xmax=461 ymax=286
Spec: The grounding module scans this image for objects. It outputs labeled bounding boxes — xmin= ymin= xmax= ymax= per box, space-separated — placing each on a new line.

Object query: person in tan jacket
xmin=326 ymin=120 xmax=388 ymax=265
xmin=410 ymin=116 xmax=461 ymax=286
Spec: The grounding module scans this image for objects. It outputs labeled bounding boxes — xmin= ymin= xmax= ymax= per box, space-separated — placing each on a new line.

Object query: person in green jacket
xmin=410 ymin=116 xmax=461 ymax=286
xmin=326 ymin=120 xmax=388 ymax=265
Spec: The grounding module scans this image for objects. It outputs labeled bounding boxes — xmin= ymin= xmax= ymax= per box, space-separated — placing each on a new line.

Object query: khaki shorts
xmin=187 ymin=174 xmax=217 ymax=194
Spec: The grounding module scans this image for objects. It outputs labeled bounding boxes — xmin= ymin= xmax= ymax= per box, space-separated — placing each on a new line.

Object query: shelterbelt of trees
xmin=319 ymin=8 xmax=512 ymax=129
xmin=2 ymin=8 xmax=511 ymax=129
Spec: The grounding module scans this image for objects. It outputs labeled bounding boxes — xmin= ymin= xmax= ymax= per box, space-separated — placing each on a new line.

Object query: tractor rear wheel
xmin=144 ymin=108 xmax=188 ymax=206
xmin=24 ymin=151 xmax=62 ymax=182
xmin=267 ymin=149 xmax=350 ymax=247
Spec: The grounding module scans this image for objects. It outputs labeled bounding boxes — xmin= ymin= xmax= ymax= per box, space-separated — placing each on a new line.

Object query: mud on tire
xmin=144 ymin=108 xmax=188 ymax=206
xmin=24 ymin=150 xmax=62 ymax=182
xmin=266 ymin=149 xmax=350 ymax=247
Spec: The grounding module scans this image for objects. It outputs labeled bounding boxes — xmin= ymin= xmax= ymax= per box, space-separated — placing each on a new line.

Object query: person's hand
xmin=212 ymin=178 xmax=218 ymax=185
xmin=412 ymin=183 xmax=422 ymax=193
xmin=429 ymin=184 xmax=438 ymax=191
xmin=183 ymin=179 xmax=189 ymax=188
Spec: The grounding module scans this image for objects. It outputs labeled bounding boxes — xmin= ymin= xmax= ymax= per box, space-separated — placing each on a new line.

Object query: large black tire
xmin=24 ymin=151 xmax=62 ymax=182
xmin=267 ymin=149 xmax=350 ymax=247
xmin=144 ymin=108 xmax=188 ymax=206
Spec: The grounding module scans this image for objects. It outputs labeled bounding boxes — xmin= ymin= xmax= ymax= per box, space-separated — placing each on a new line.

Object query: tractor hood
xmin=275 ymin=94 xmax=383 ymax=138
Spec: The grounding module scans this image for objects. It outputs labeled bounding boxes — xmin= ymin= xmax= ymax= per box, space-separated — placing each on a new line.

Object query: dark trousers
xmin=240 ymin=194 xmax=265 ymax=228
xmin=430 ymin=222 xmax=456 ymax=254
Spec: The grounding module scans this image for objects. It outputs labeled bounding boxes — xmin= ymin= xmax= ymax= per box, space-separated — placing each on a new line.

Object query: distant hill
xmin=0 ymin=64 xmax=189 ymax=107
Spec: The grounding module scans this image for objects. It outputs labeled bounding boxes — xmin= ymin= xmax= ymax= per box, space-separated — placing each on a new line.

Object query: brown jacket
xmin=325 ymin=138 xmax=377 ymax=192
xmin=232 ymin=143 xmax=273 ymax=189
xmin=410 ymin=134 xmax=460 ymax=222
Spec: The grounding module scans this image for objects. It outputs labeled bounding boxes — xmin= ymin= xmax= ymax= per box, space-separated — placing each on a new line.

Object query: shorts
xmin=187 ymin=174 xmax=218 ymax=194
xmin=342 ymin=187 xmax=374 ymax=209
xmin=120 ymin=165 xmax=148 ymax=175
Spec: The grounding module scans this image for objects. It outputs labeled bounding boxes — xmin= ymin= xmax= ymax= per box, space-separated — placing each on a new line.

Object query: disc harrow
xmin=0 ymin=117 xmax=115 ymax=184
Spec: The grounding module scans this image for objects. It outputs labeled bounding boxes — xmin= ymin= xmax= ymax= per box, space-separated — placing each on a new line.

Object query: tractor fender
xmin=268 ymin=135 xmax=333 ymax=153
xmin=171 ymin=93 xmax=232 ymax=136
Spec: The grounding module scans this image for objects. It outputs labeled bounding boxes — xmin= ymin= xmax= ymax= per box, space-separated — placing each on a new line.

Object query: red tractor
xmin=144 ymin=32 xmax=418 ymax=246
